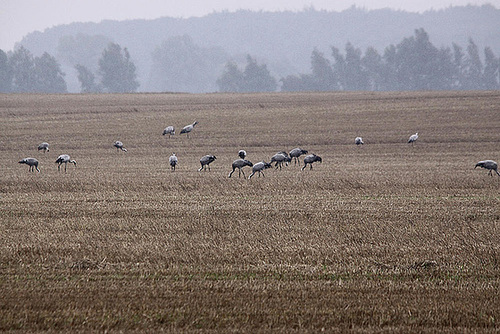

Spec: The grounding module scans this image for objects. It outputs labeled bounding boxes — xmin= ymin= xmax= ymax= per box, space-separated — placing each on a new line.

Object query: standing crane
xmin=301 ymin=154 xmax=322 ymax=171
xmin=18 ymin=157 xmax=40 ymax=172
xmin=408 ymin=132 xmax=418 ymax=146
xmin=198 ymin=155 xmax=216 ymax=171
xmin=238 ymin=150 xmax=247 ymax=159
xmin=180 ymin=121 xmax=198 ymax=138
xmin=55 ymin=154 xmax=77 ymax=173
xmin=162 ymin=126 xmax=175 ymax=138
xmin=289 ymin=148 xmax=308 ymax=165
xmin=270 ymin=152 xmax=291 ymax=169
xmin=169 ymin=153 xmax=178 ymax=171
xmin=248 ymin=161 xmax=272 ymax=179
xmin=228 ymin=159 xmax=253 ymax=178
xmin=114 ymin=141 xmax=128 ymax=152
xmin=475 ymin=160 xmax=499 ymax=176
xmin=38 ymin=142 xmax=50 ymax=153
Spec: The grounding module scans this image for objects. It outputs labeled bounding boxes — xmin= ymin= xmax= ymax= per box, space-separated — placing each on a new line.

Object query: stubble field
xmin=1 ymin=91 xmax=499 ymax=332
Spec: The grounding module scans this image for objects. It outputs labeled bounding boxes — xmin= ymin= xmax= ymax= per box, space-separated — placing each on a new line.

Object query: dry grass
xmin=1 ymin=91 xmax=499 ymax=332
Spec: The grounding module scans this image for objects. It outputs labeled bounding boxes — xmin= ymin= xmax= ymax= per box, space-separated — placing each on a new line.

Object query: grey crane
xmin=228 ymin=159 xmax=253 ymax=178
xmin=38 ymin=142 xmax=49 ymax=153
xmin=408 ymin=132 xmax=418 ymax=146
xmin=55 ymin=154 xmax=77 ymax=172
xmin=475 ymin=160 xmax=499 ymax=176
xmin=198 ymin=155 xmax=216 ymax=171
xmin=355 ymin=137 xmax=364 ymax=146
xmin=114 ymin=141 xmax=127 ymax=152
xmin=169 ymin=153 xmax=178 ymax=171
xmin=289 ymin=148 xmax=308 ymax=165
xmin=18 ymin=157 xmax=40 ymax=172
xmin=248 ymin=161 xmax=272 ymax=179
xmin=238 ymin=150 xmax=247 ymax=159
xmin=302 ymin=154 xmax=322 ymax=171
xmin=270 ymin=152 xmax=291 ymax=169
xmin=180 ymin=121 xmax=198 ymax=138
xmin=162 ymin=126 xmax=175 ymax=138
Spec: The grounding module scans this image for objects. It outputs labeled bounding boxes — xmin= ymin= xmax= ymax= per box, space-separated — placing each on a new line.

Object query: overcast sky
xmin=1 ymin=0 xmax=498 ymax=51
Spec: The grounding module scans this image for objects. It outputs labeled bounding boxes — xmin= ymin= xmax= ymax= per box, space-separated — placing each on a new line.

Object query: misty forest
xmin=1 ymin=5 xmax=500 ymax=93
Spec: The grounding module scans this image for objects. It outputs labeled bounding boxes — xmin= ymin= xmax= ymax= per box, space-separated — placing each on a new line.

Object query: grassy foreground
xmin=1 ymin=91 xmax=499 ymax=332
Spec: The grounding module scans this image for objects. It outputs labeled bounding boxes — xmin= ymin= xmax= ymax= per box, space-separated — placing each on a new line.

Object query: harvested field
xmin=1 ymin=91 xmax=499 ymax=332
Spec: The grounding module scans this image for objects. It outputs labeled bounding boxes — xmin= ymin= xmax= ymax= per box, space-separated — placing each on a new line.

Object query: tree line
xmin=0 ymin=47 xmax=67 ymax=93
xmin=1 ymin=28 xmax=499 ymax=93
xmin=279 ymin=28 xmax=499 ymax=92
xmin=0 ymin=43 xmax=139 ymax=93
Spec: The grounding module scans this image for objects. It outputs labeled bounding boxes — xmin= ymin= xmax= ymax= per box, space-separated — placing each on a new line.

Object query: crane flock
xmin=17 ymin=124 xmax=497 ymax=179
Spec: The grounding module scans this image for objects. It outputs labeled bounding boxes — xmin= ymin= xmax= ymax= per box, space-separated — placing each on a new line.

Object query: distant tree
xmin=394 ymin=28 xmax=441 ymax=90
xmin=217 ymin=56 xmax=277 ymax=92
xmin=310 ymin=49 xmax=337 ymax=90
xmin=33 ymin=52 xmax=67 ymax=93
xmin=482 ymin=46 xmax=499 ymax=89
xmin=9 ymin=46 xmax=37 ymax=92
xmin=281 ymin=49 xmax=337 ymax=92
xmin=217 ymin=61 xmax=244 ymax=92
xmin=452 ymin=43 xmax=466 ymax=89
xmin=281 ymin=74 xmax=316 ymax=92
xmin=345 ymin=43 xmax=369 ymax=90
xmin=463 ymin=39 xmax=483 ymax=90
xmin=282 ymin=28 xmax=498 ymax=92
xmin=427 ymin=47 xmax=455 ymax=90
xmin=332 ymin=43 xmax=371 ymax=90
xmin=75 ymin=64 xmax=101 ymax=93
xmin=362 ymin=47 xmax=383 ymax=91
xmin=57 ymin=34 xmax=112 ymax=72
xmin=0 ymin=49 xmax=12 ymax=92
xmin=98 ymin=43 xmax=139 ymax=93
xmin=151 ymin=35 xmax=228 ymax=93
xmin=241 ymin=55 xmax=277 ymax=92
xmin=380 ymin=44 xmax=398 ymax=90
xmin=331 ymin=46 xmax=347 ymax=90
xmin=7 ymin=47 xmax=67 ymax=93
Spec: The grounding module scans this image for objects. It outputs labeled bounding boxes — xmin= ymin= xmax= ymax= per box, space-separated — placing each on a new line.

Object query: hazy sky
xmin=1 ymin=0 xmax=498 ymax=51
